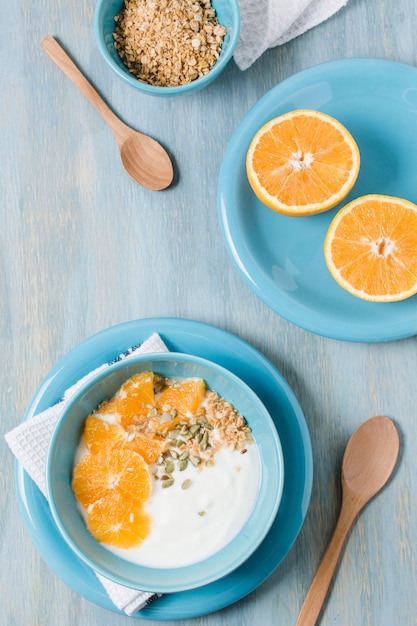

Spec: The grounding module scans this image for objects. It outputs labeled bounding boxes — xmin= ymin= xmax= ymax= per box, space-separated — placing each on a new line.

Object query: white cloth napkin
xmin=5 ymin=333 xmax=168 ymax=616
xmin=234 ymin=0 xmax=349 ymax=70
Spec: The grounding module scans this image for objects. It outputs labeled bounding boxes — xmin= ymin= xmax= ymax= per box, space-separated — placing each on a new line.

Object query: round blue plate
xmin=16 ymin=318 xmax=312 ymax=620
xmin=218 ymin=58 xmax=417 ymax=342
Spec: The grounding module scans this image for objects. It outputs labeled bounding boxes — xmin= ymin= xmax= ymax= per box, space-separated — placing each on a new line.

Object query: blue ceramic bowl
xmin=46 ymin=352 xmax=284 ymax=593
xmin=94 ymin=0 xmax=240 ymax=96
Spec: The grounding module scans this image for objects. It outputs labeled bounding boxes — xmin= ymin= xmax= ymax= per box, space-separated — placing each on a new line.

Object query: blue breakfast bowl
xmin=94 ymin=0 xmax=240 ymax=96
xmin=46 ymin=352 xmax=284 ymax=593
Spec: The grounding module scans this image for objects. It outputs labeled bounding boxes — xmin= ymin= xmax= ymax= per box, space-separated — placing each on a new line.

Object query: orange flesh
xmin=325 ymin=196 xmax=417 ymax=300
xmin=72 ymin=447 xmax=151 ymax=509
xmin=86 ymin=494 xmax=151 ymax=549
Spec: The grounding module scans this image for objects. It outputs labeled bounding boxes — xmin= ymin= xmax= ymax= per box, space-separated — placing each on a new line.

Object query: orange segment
xmin=72 ymin=447 xmax=151 ymax=509
xmin=95 ymin=371 xmax=159 ymax=429
xmin=324 ymin=194 xmax=417 ymax=302
xmin=83 ymin=415 xmax=166 ymax=464
xmin=110 ymin=371 xmax=158 ymax=428
xmin=158 ymin=378 xmax=206 ymax=418
xmin=86 ymin=494 xmax=151 ymax=548
xmin=246 ymin=109 xmax=360 ymax=216
xmin=124 ymin=428 xmax=167 ymax=463
xmin=119 ymin=371 xmax=156 ymax=406
xmin=83 ymin=415 xmax=127 ymax=454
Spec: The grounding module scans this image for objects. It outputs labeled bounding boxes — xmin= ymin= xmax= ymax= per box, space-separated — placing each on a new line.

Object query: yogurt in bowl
xmin=72 ymin=370 xmax=261 ymax=568
xmin=46 ymin=353 xmax=284 ymax=593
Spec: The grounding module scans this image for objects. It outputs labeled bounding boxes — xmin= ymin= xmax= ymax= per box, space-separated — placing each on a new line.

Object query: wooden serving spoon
xmin=41 ymin=36 xmax=174 ymax=191
xmin=296 ymin=415 xmax=400 ymax=626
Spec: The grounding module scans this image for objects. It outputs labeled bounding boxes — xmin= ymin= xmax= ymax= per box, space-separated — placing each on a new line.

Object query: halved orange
xmin=324 ymin=194 xmax=417 ymax=302
xmin=86 ymin=493 xmax=151 ymax=548
xmin=246 ymin=109 xmax=360 ymax=216
xmin=72 ymin=447 xmax=151 ymax=509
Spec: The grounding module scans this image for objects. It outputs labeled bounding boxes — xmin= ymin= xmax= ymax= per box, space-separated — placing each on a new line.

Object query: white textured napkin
xmin=5 ymin=333 xmax=168 ymax=616
xmin=234 ymin=0 xmax=349 ymax=70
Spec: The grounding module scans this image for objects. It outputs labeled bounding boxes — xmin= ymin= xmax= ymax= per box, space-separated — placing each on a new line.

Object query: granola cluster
xmin=205 ymin=390 xmax=253 ymax=451
xmin=113 ymin=0 xmax=227 ymax=86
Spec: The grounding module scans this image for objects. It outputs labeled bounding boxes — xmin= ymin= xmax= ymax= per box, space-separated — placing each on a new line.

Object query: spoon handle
xmin=295 ymin=495 xmax=361 ymax=626
xmin=41 ymin=36 xmax=126 ymax=139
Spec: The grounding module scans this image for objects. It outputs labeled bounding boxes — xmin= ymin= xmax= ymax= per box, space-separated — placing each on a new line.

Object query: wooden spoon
xmin=41 ymin=36 xmax=174 ymax=191
xmin=296 ymin=415 xmax=400 ymax=626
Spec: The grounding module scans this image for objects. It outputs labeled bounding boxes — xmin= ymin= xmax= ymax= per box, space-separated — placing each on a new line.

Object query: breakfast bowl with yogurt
xmin=46 ymin=352 xmax=284 ymax=593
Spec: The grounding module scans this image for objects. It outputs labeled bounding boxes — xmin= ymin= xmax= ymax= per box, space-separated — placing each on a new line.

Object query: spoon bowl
xmin=342 ymin=414 xmax=399 ymax=506
xmin=118 ymin=133 xmax=174 ymax=190
xmin=296 ymin=415 xmax=400 ymax=626
xmin=41 ymin=36 xmax=173 ymax=191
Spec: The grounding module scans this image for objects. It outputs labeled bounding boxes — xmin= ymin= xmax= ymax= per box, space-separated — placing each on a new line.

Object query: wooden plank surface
xmin=2 ymin=0 xmax=417 ymax=624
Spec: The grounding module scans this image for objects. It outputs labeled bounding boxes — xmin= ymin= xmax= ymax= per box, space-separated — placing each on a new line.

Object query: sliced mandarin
xmin=116 ymin=395 xmax=153 ymax=427
xmin=114 ymin=371 xmax=158 ymax=428
xmin=83 ymin=414 xmax=166 ymax=464
xmin=158 ymin=378 xmax=206 ymax=418
xmin=72 ymin=447 xmax=151 ymax=509
xmin=119 ymin=371 xmax=156 ymax=404
xmin=324 ymin=194 xmax=417 ymax=302
xmin=86 ymin=494 xmax=151 ymax=548
xmin=125 ymin=429 xmax=167 ymax=463
xmin=83 ymin=415 xmax=127 ymax=454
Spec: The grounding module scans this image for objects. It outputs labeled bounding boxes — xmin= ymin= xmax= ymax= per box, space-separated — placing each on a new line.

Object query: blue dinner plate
xmin=218 ymin=58 xmax=417 ymax=342
xmin=16 ymin=318 xmax=312 ymax=620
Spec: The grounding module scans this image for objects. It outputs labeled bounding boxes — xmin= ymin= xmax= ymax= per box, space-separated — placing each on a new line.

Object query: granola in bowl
xmin=113 ymin=0 xmax=227 ymax=86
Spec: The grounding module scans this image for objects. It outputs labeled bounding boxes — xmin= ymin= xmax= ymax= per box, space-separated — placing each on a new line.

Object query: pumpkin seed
xmin=190 ymin=455 xmax=201 ymax=467
xmin=178 ymin=459 xmax=188 ymax=471
xmin=165 ymin=461 xmax=175 ymax=474
xmin=181 ymin=479 xmax=192 ymax=490
xmin=179 ymin=450 xmax=189 ymax=461
xmin=159 ymin=412 xmax=173 ymax=425
xmin=161 ymin=478 xmax=174 ymax=488
xmin=200 ymin=431 xmax=210 ymax=450
xmin=189 ymin=424 xmax=200 ymax=434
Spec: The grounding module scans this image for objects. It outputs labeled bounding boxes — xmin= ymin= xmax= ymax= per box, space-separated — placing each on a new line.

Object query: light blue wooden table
xmin=2 ymin=0 xmax=417 ymax=624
